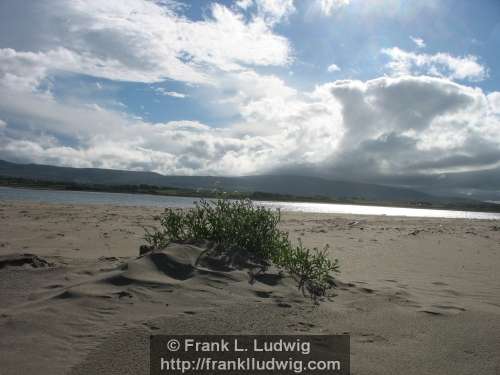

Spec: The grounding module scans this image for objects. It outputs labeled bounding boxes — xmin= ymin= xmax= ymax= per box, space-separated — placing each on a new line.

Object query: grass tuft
xmin=144 ymin=199 xmax=339 ymax=297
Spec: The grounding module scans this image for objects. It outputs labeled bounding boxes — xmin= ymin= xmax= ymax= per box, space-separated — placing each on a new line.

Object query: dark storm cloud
xmin=272 ymin=76 xmax=500 ymax=200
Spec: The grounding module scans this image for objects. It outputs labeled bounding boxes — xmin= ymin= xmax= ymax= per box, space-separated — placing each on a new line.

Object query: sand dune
xmin=0 ymin=201 xmax=499 ymax=374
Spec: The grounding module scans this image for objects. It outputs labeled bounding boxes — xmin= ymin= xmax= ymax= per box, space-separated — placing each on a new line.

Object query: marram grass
xmin=144 ymin=199 xmax=339 ymax=297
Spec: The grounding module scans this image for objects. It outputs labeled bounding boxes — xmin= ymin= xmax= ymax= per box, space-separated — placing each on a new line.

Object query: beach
xmin=0 ymin=201 xmax=499 ymax=374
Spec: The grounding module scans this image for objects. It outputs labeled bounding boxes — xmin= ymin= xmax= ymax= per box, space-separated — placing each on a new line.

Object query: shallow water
xmin=1 ymin=186 xmax=499 ymax=220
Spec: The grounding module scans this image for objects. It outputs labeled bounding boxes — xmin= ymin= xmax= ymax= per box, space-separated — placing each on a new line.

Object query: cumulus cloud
xmin=255 ymin=0 xmax=296 ymax=25
xmin=0 ymin=0 xmax=308 ymax=175
xmin=0 ymin=65 xmax=344 ymax=175
xmin=382 ymin=47 xmax=487 ymax=82
xmin=314 ymin=0 xmax=351 ymax=16
xmin=487 ymin=92 xmax=500 ymax=114
xmin=3 ymin=71 xmax=499 ymax=190
xmin=235 ymin=0 xmax=254 ymax=10
xmin=0 ymin=0 xmax=315 ymax=176
xmin=327 ymin=63 xmax=341 ymax=73
xmin=410 ymin=36 xmax=426 ymax=48
xmin=284 ymin=76 xmax=500 ymax=193
xmin=0 ymin=0 xmax=292 ymax=91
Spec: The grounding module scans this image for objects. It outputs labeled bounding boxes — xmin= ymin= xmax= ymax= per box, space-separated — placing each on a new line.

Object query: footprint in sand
xmin=254 ymin=291 xmax=273 ymax=298
xmin=115 ymin=291 xmax=133 ymax=299
xmin=276 ymin=302 xmax=292 ymax=308
xmin=419 ymin=304 xmax=465 ymax=316
xmin=143 ymin=322 xmax=160 ymax=330
xmin=300 ymin=322 xmax=315 ymax=328
xmin=359 ymin=287 xmax=375 ymax=294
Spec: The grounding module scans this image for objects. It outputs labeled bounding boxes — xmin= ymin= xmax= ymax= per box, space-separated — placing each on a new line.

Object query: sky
xmin=0 ymin=0 xmax=500 ymax=199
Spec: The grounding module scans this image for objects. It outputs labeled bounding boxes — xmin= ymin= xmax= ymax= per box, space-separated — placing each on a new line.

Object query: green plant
xmin=279 ymin=240 xmax=339 ymax=296
xmin=143 ymin=226 xmax=170 ymax=250
xmin=143 ymin=198 xmax=339 ymax=297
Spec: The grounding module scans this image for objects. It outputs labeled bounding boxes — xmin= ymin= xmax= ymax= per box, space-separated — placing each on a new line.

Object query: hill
xmin=0 ymin=159 xmax=431 ymax=202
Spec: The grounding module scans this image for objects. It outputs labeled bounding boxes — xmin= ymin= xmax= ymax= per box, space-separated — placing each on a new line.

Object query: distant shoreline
xmin=2 ymin=182 xmax=500 ymax=217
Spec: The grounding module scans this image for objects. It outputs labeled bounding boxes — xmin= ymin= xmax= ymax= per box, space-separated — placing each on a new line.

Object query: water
xmin=0 ymin=186 xmax=197 ymax=209
xmin=1 ymin=186 xmax=499 ymax=220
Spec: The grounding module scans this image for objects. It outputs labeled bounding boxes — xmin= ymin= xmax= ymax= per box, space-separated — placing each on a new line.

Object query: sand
xmin=0 ymin=201 xmax=499 ymax=374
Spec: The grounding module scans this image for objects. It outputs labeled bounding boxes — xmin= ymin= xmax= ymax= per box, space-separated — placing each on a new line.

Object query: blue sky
xmin=0 ymin=0 xmax=500 ymax=199
xmin=45 ymin=0 xmax=500 ymax=124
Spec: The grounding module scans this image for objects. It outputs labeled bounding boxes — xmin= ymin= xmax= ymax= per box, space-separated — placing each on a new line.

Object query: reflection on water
xmin=1 ymin=186 xmax=499 ymax=220
xmin=256 ymin=200 xmax=500 ymax=219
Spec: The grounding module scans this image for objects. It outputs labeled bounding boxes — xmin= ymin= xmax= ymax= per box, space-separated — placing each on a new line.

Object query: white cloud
xmin=315 ymin=0 xmax=351 ymax=16
xmin=327 ymin=63 xmax=341 ymax=73
xmin=1 ymin=1 xmax=499 ymax=196
xmin=311 ymin=75 xmax=500 ymax=178
xmin=410 ymin=36 xmax=426 ymax=48
xmin=0 ymin=48 xmax=50 ymax=92
xmin=0 ymin=67 xmax=344 ymax=175
xmin=163 ymin=91 xmax=187 ymax=98
xmin=382 ymin=47 xmax=487 ymax=82
xmin=487 ymin=92 xmax=500 ymax=114
xmin=0 ymin=0 xmax=342 ymax=176
xmin=236 ymin=0 xmax=254 ymax=10
xmin=154 ymin=88 xmax=187 ymax=98
xmin=2 ymin=73 xmax=499 ymax=180
xmin=0 ymin=0 xmax=292 ymax=92
xmin=255 ymin=0 xmax=296 ymax=24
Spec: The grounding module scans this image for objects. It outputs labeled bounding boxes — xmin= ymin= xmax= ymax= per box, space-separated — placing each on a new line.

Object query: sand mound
xmin=119 ymin=244 xmax=205 ymax=284
xmin=0 ymin=243 xmax=303 ymax=375
xmin=48 ymin=242 xmax=290 ymax=302
xmin=0 ymin=253 xmax=52 ymax=269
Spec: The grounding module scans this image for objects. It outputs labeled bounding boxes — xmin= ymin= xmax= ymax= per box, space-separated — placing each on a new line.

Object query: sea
xmin=1 ymin=186 xmax=499 ymax=220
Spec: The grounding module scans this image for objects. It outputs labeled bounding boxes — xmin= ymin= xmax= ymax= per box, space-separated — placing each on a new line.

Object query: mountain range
xmin=0 ymin=159 xmax=438 ymax=202
xmin=2 ymin=159 xmax=499 ymax=213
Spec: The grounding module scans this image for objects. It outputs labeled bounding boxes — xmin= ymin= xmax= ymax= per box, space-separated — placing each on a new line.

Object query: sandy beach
xmin=0 ymin=201 xmax=499 ymax=375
